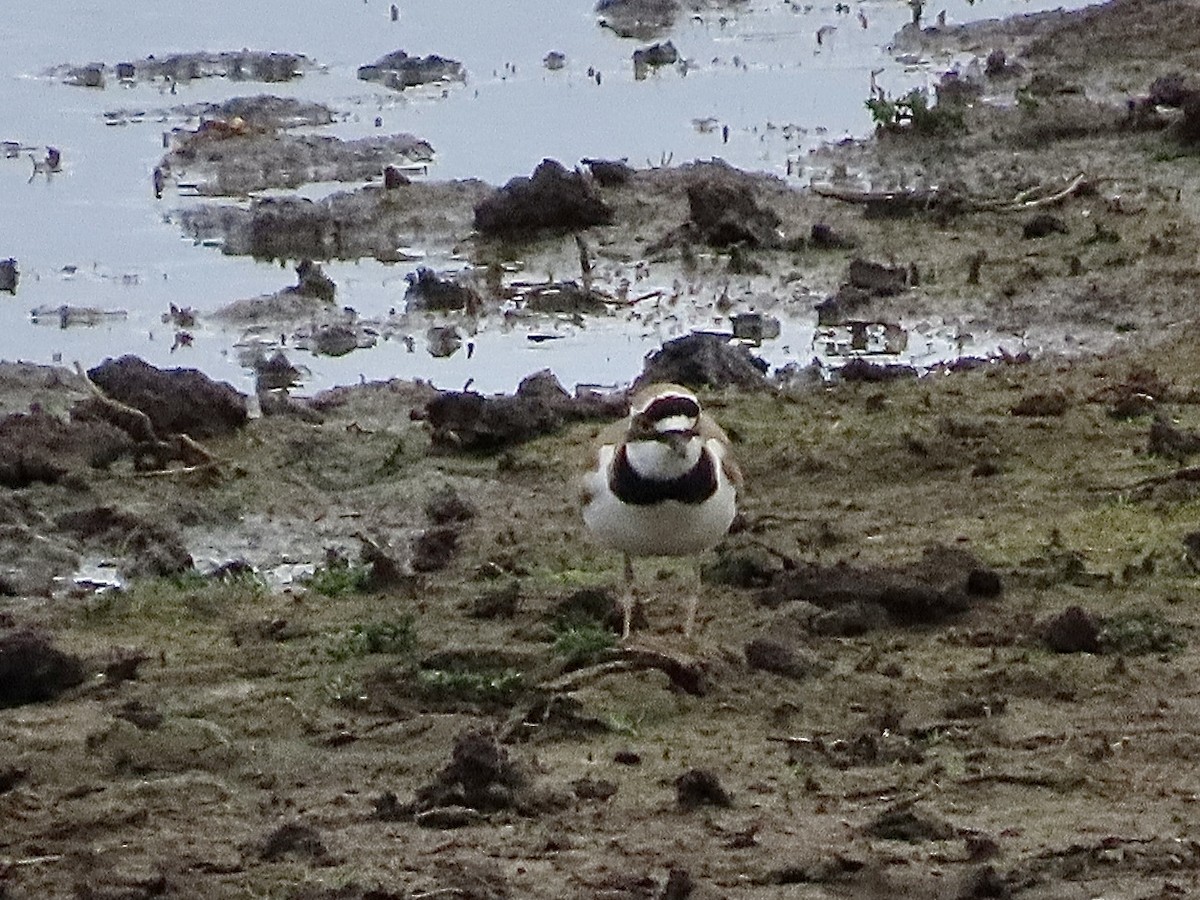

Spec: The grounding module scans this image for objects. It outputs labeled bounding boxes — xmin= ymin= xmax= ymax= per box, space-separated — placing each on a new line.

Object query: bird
xmin=582 ymin=382 xmax=742 ymax=639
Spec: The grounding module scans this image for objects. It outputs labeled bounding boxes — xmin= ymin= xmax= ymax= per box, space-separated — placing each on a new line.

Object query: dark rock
xmin=957 ymin=865 xmax=1011 ymax=899
xmin=383 ymin=164 xmax=409 ymax=189
xmin=984 ymin=48 xmax=1022 ymax=78
xmin=87 ymin=355 xmax=248 ymax=438
xmin=1184 ymin=531 xmax=1200 ymax=570
xmin=115 ymin=61 xmax=136 ymax=80
xmin=1147 ymin=415 xmax=1200 ymax=460
xmin=548 ymin=586 xmax=630 ymax=633
xmin=294 ymin=259 xmax=336 ymax=302
xmin=0 ymin=258 xmax=17 ymax=294
xmin=583 ymin=157 xmax=634 ymax=186
xmin=572 ymin=777 xmax=618 ymax=801
xmin=1042 ymin=606 xmax=1101 ymax=654
xmin=56 ymin=505 xmax=193 ymax=578
xmin=596 ymin=0 xmax=680 ymax=39
xmin=685 ymin=168 xmax=782 ymax=248
xmin=847 ymin=258 xmax=908 ymax=296
xmin=413 ymin=730 xmax=529 ymax=813
xmin=468 ymin=580 xmax=520 ymax=619
xmin=312 ymin=324 xmax=360 ymax=357
xmin=660 ymin=868 xmax=695 ymax=900
xmin=138 ymin=51 xmax=307 ymax=83
xmin=758 ymin=545 xmax=999 ymax=630
xmin=675 ymin=768 xmax=732 ymax=809
xmin=251 ymin=350 xmax=303 ymax=392
xmin=426 ymin=325 xmax=462 ymax=358
xmin=258 ymin=822 xmax=328 ymax=862
xmin=404 ymin=267 xmax=482 ymax=313
xmin=0 ymin=766 xmax=29 ymax=793
xmin=425 ymin=485 xmax=478 ymax=525
xmin=744 ymin=638 xmax=822 ymax=680
xmin=636 ymin=332 xmax=769 ymax=391
xmin=1022 ymin=213 xmax=1069 ymax=239
xmin=835 ymin=359 xmax=918 ymax=382
xmin=0 ymin=629 xmax=86 ymax=707
xmin=864 ymin=803 xmax=955 ymax=842
xmin=810 ymin=223 xmax=856 ymax=249
xmin=633 ymin=40 xmax=678 ymax=68
xmin=614 ymin=749 xmax=642 ymax=765
xmin=730 ymin=312 xmax=781 ymax=343
xmin=411 ymin=526 xmax=460 ymax=572
xmin=1010 ymin=389 xmax=1068 ymax=417
xmin=1149 ymin=72 xmax=1194 ymax=108
xmin=425 ymin=372 xmax=625 ymax=452
xmin=474 ymin=159 xmax=613 ymax=235
xmin=357 ymin=49 xmax=466 ymax=91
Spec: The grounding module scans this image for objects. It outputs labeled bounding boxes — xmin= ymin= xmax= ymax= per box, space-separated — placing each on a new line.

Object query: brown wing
xmin=580 ymin=415 xmax=632 ymax=505
xmin=698 ymin=411 xmax=743 ymax=489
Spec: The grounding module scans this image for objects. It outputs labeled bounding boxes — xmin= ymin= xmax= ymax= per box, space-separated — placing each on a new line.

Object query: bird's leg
xmin=682 ymin=560 xmax=702 ymax=638
xmin=621 ymin=553 xmax=636 ymax=640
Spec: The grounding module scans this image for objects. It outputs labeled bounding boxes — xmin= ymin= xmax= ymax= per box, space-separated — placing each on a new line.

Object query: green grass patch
xmin=1100 ymin=610 xmax=1186 ymax=656
xmin=327 ymin=617 xmax=417 ymax=661
xmin=552 ymin=623 xmax=616 ymax=668
xmin=415 ymin=668 xmax=525 ymax=703
xmin=304 ymin=561 xmax=372 ymax=597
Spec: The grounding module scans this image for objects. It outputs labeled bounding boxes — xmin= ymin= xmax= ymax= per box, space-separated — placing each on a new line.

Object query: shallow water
xmin=1 ymin=0 xmax=1088 ymax=395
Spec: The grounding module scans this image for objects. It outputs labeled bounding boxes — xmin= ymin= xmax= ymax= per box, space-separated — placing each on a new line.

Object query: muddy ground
xmin=7 ymin=1 xmax=1200 ymax=897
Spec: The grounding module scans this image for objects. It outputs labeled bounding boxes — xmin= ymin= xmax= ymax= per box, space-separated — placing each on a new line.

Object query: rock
xmin=730 ymin=312 xmax=781 ymax=343
xmin=758 ymin=545 xmax=1001 ymax=631
xmin=685 ymin=168 xmax=782 ymax=248
xmin=660 ymin=868 xmax=695 ymax=900
xmin=474 ymin=159 xmax=614 ymax=235
xmin=633 ymin=40 xmax=678 ymax=68
xmin=864 ymin=803 xmax=955 ymax=842
xmin=87 ymin=355 xmax=248 ymax=438
xmin=411 ymin=526 xmax=460 ymax=572
xmin=0 ymin=258 xmax=17 ymax=294
xmin=675 ymin=768 xmax=732 ymax=809
xmin=424 ymin=373 xmax=625 ymax=452
xmin=597 ymin=0 xmax=680 ymax=39
xmin=572 ymin=777 xmax=618 ymax=801
xmin=1042 ymin=605 xmax=1101 ymax=654
xmin=426 ymin=325 xmax=463 ymax=358
xmin=313 ymin=324 xmax=360 ymax=357
xmin=544 ymin=51 xmax=567 ymax=70
xmin=744 ymin=638 xmax=823 ymax=680
xmin=835 ymin=359 xmax=918 ymax=382
xmin=258 ymin=822 xmax=328 ymax=862
xmin=810 ymin=223 xmax=857 ymax=249
xmin=1022 ymin=213 xmax=1069 ymax=239
xmin=294 ymin=259 xmax=336 ymax=302
xmin=357 ymin=49 xmax=466 ymax=90
xmin=135 ymin=50 xmax=308 ymax=83
xmin=847 ymin=258 xmax=908 ymax=296
xmin=0 ymin=629 xmax=86 ymax=707
xmin=614 ymin=749 xmax=642 ymax=765
xmin=249 ymin=351 xmax=303 ymax=392
xmin=635 ymin=332 xmax=769 ymax=391
xmin=583 ymin=157 xmax=634 ymax=186
xmin=412 ymin=730 xmax=530 ymax=813
xmin=405 ymin=267 xmax=482 ymax=313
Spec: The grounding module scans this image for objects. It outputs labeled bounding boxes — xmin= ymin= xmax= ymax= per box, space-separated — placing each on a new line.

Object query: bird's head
xmin=627 ymin=386 xmax=702 ymax=465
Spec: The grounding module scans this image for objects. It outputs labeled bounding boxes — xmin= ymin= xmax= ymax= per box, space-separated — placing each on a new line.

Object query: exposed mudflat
xmin=7 ymin=1 xmax=1200 ymax=898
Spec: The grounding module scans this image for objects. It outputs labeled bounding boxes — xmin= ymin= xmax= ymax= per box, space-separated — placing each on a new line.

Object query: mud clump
xmin=633 ymin=40 xmax=678 ymax=69
xmin=56 ymin=505 xmax=193 ymax=578
xmin=675 ymin=769 xmax=732 ymax=809
xmin=257 ymin=822 xmax=330 ymax=863
xmin=583 ymin=157 xmax=634 ymax=186
xmin=635 ymin=332 xmax=769 ymax=391
xmin=744 ymin=638 xmax=822 ymax=680
xmin=424 ymin=370 xmax=625 ymax=452
xmin=1147 ymin=415 xmax=1200 ymax=461
xmin=597 ymin=0 xmax=680 ymax=39
xmin=0 ymin=629 xmax=87 ymax=707
xmin=357 ymin=49 xmax=466 ymax=90
xmin=0 ymin=258 xmax=17 ymax=294
xmin=864 ymin=803 xmax=956 ymax=842
xmin=834 ymin=359 xmax=918 ymax=382
xmin=474 ymin=159 xmax=613 ymax=235
xmin=1041 ymin=605 xmax=1101 ymax=654
xmin=757 ymin=545 xmax=1001 ymax=629
xmin=0 ymin=410 xmax=131 ymax=487
xmin=411 ymin=526 xmax=460 ymax=572
xmin=405 ymin=267 xmax=482 ymax=313
xmin=87 ymin=355 xmax=248 ymax=439
xmin=684 ymin=166 xmax=782 ymax=248
xmin=408 ymin=730 xmax=546 ymax=820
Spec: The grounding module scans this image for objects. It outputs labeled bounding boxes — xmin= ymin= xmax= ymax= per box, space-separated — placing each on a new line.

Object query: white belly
xmin=582 ymin=446 xmax=736 ymax=557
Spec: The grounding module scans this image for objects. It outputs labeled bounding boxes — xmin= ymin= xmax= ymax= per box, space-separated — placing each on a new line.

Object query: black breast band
xmin=610 ymin=445 xmax=719 ymax=506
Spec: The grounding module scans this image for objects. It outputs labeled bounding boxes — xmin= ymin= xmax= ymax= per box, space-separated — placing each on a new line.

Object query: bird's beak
xmin=665 ymin=431 xmax=694 ymax=456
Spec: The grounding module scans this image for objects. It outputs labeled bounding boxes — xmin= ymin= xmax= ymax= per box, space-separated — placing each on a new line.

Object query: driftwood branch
xmin=541 ymin=646 xmax=709 ymax=696
xmin=813 ymin=172 xmax=1088 ymax=214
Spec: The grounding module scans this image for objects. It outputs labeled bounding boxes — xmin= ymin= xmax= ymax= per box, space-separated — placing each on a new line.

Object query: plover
xmin=582 ymin=383 xmax=741 ymax=638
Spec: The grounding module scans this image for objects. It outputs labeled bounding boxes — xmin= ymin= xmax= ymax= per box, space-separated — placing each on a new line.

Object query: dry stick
xmin=813 ymin=172 xmax=1089 ymax=213
xmin=74 ymin=361 xmax=222 ymax=475
xmin=541 ymin=647 xmax=707 ymax=696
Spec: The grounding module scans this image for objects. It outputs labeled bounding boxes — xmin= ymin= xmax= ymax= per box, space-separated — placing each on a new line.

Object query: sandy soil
xmin=6 ymin=2 xmax=1200 ymax=898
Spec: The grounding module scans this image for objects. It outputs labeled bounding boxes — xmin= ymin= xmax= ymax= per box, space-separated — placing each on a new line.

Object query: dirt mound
xmin=635 ymin=332 xmax=769 ymax=391
xmin=685 ymin=167 xmax=782 ymax=248
xmin=87 ymin=355 xmax=248 ymax=439
xmin=56 ymin=505 xmax=193 ymax=578
xmin=474 ymin=159 xmax=614 ymax=235
xmin=596 ymin=0 xmax=680 ymax=39
xmin=0 ymin=629 xmax=87 ymax=707
xmin=357 ymin=49 xmax=466 ymax=90
xmin=757 ymin=545 xmax=1002 ymax=628
xmin=0 ymin=409 xmax=131 ymax=487
xmin=424 ymin=370 xmax=625 ymax=452
xmin=404 ymin=267 xmax=483 ymax=313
